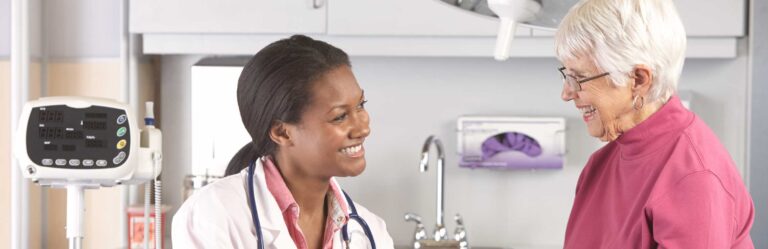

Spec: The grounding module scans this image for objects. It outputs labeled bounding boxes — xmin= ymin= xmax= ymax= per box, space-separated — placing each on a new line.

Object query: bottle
xmin=141 ymin=102 xmax=161 ymax=149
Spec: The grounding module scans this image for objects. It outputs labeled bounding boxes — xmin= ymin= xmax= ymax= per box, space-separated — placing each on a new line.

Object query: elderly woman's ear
xmin=631 ymin=64 xmax=654 ymax=97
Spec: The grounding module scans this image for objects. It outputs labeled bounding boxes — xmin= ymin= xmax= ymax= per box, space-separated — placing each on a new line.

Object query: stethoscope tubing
xmin=247 ymin=161 xmax=376 ymax=248
xmin=341 ymin=191 xmax=377 ymax=249
xmin=248 ymin=161 xmax=266 ymax=249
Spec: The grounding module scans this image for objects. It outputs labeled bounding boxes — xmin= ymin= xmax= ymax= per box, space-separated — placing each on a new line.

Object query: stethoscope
xmin=247 ymin=160 xmax=376 ymax=249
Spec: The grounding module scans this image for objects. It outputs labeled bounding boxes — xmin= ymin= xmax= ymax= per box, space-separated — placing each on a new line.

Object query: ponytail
xmin=224 ymin=142 xmax=258 ymax=176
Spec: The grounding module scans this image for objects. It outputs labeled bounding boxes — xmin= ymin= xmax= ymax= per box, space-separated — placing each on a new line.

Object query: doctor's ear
xmin=269 ymin=121 xmax=293 ymax=146
xmin=631 ymin=65 xmax=653 ymax=95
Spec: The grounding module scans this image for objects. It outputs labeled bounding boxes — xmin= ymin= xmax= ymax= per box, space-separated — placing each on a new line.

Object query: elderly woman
xmin=555 ymin=0 xmax=755 ymax=248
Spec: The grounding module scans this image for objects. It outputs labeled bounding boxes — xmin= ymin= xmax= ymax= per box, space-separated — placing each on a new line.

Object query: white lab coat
xmin=172 ymin=159 xmax=395 ymax=249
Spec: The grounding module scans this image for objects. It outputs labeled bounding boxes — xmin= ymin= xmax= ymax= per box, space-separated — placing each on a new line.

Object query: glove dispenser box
xmin=457 ymin=116 xmax=565 ymax=169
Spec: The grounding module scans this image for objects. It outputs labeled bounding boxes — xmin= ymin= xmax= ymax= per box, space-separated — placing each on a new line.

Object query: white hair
xmin=554 ymin=0 xmax=687 ymax=104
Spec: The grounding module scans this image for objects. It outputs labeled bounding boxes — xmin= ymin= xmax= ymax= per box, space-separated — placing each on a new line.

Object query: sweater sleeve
xmin=648 ymin=171 xmax=736 ymax=249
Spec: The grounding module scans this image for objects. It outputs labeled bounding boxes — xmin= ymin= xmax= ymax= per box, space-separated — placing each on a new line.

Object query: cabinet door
xmin=676 ymin=0 xmax=745 ymax=36
xmin=533 ymin=0 xmax=745 ymax=37
xmin=131 ymin=0 xmax=326 ymax=34
xmin=328 ymin=0 xmax=530 ymax=36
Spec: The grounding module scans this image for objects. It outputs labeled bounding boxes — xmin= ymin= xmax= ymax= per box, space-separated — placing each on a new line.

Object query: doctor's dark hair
xmin=225 ymin=35 xmax=351 ymax=176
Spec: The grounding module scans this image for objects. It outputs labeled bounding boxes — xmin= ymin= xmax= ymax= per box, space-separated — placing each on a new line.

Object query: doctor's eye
xmin=333 ymin=113 xmax=348 ymax=123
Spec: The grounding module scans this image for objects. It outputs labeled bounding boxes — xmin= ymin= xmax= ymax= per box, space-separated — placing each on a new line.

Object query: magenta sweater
xmin=564 ymin=95 xmax=754 ymax=249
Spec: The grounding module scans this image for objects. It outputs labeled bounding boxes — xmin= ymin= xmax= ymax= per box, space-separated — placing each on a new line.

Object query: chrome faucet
xmin=404 ymin=213 xmax=428 ymax=248
xmin=454 ymin=214 xmax=469 ymax=249
xmin=420 ymin=135 xmax=448 ymax=241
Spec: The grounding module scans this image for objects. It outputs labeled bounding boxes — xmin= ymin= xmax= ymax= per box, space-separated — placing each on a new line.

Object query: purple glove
xmin=481 ymin=132 xmax=542 ymax=160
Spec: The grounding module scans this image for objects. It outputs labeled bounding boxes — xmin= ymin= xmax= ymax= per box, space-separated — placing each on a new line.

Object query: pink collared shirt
xmin=262 ymin=157 xmax=350 ymax=249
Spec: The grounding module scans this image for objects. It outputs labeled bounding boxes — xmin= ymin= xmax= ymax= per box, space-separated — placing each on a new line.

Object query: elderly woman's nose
xmin=561 ymin=83 xmax=576 ymax=101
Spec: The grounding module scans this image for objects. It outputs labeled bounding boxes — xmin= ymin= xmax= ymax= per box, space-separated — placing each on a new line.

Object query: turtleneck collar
xmin=615 ymin=95 xmax=694 ymax=160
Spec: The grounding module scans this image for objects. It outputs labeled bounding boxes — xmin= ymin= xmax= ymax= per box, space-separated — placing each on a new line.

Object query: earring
xmin=633 ymin=95 xmax=645 ymax=110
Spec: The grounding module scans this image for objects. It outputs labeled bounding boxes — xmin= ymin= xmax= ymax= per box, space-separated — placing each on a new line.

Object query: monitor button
xmin=116 ymin=139 xmax=127 ymax=150
xmin=113 ymin=151 xmax=127 ymax=165
xmin=116 ymin=114 xmax=127 ymax=125
xmin=117 ymin=127 xmax=127 ymax=137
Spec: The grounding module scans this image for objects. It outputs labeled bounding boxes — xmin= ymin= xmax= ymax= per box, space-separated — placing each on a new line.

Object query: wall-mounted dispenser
xmin=457 ymin=116 xmax=565 ymax=169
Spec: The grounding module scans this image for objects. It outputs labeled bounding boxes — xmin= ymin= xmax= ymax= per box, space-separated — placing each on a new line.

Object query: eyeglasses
xmin=558 ymin=67 xmax=610 ymax=92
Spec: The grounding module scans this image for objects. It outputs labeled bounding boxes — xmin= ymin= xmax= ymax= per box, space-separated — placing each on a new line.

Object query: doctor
xmin=172 ymin=35 xmax=394 ymax=249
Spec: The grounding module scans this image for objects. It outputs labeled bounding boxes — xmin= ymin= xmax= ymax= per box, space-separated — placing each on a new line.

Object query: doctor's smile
xmin=339 ymin=144 xmax=365 ymax=158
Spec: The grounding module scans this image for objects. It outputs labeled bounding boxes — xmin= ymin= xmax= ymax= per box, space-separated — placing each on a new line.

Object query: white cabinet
xmin=130 ymin=0 xmax=326 ymax=34
xmin=131 ymin=0 xmax=745 ymax=58
xmin=676 ymin=0 xmax=745 ymax=36
xmin=327 ymin=0 xmax=530 ymax=36
xmin=533 ymin=0 xmax=745 ymax=37
xmin=130 ymin=0 xmax=745 ymax=36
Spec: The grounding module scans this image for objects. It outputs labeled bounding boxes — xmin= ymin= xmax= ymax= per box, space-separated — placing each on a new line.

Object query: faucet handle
xmin=454 ymin=213 xmax=464 ymax=226
xmin=454 ymin=213 xmax=469 ymax=249
xmin=405 ymin=212 xmax=421 ymax=222
xmin=405 ymin=212 xmax=428 ymax=248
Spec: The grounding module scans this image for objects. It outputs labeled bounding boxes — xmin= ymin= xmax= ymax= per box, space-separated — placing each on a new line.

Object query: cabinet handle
xmin=313 ymin=0 xmax=325 ymax=9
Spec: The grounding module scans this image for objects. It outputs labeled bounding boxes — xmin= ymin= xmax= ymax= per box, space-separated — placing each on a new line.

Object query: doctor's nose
xmin=350 ymin=111 xmax=371 ymax=139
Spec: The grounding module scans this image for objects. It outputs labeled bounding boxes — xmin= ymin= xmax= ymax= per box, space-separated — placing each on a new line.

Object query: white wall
xmin=162 ymin=49 xmax=749 ymax=247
